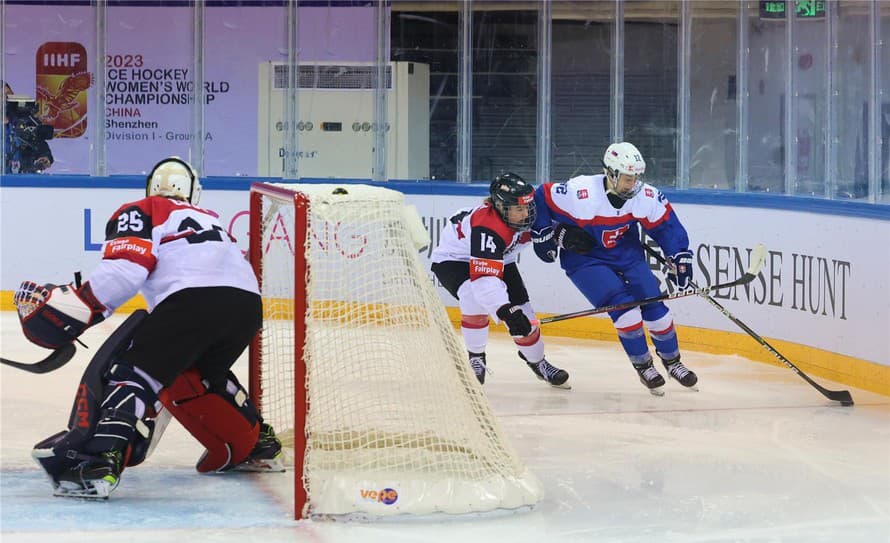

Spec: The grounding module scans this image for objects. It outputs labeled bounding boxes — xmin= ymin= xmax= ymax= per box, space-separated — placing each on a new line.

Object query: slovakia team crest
xmin=576 ymin=189 xmax=589 ymax=199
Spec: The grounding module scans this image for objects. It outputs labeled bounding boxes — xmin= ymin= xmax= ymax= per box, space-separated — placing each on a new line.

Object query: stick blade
xmin=0 ymin=343 xmax=77 ymax=374
xmin=828 ymin=389 xmax=855 ymax=406
xmin=747 ymin=243 xmax=767 ymax=276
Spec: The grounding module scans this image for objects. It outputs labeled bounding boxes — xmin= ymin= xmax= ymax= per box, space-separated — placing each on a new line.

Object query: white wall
xmin=1 ymin=186 xmax=887 ymax=366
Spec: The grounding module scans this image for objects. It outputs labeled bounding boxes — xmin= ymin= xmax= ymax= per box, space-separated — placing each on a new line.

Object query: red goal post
xmin=247 ymin=182 xmax=542 ymax=521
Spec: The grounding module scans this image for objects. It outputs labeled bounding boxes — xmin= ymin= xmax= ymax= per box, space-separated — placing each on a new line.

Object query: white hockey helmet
xmin=146 ymin=156 xmax=202 ymax=205
xmin=602 ymin=142 xmax=645 ymax=199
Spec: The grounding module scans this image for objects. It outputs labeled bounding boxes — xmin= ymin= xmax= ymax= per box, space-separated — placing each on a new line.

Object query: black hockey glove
xmin=531 ymin=226 xmax=558 ymax=263
xmin=554 ymin=223 xmax=597 ymax=253
xmin=496 ymin=304 xmax=533 ymax=337
xmin=667 ymin=249 xmax=694 ymax=291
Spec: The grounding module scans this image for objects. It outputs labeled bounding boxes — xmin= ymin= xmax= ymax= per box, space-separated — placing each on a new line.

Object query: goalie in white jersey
xmin=13 ymin=157 xmax=283 ymax=499
xmin=431 ymin=172 xmax=570 ymax=389
xmin=531 ymin=142 xmax=699 ymax=395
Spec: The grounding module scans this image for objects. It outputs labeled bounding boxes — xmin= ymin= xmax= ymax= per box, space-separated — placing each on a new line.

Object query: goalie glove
xmin=14 ymin=281 xmax=107 ymax=349
xmin=667 ymin=249 xmax=694 ymax=291
xmin=554 ymin=223 xmax=598 ymax=253
xmin=496 ymin=304 xmax=533 ymax=337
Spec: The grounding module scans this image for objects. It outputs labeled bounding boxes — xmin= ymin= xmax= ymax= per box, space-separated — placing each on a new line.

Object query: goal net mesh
xmin=250 ymin=183 xmax=541 ymax=518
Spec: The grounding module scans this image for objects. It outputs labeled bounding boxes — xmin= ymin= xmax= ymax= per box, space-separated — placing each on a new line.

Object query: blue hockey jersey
xmin=533 ymin=174 xmax=689 ymax=272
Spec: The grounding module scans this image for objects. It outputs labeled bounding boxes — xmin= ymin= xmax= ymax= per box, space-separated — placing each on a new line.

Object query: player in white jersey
xmin=431 ymin=172 xmax=569 ymax=389
xmin=531 ymin=142 xmax=698 ymax=395
xmin=13 ymin=157 xmax=283 ymax=499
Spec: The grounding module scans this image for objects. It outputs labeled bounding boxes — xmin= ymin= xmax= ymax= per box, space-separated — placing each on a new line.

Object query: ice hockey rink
xmin=1 ymin=312 xmax=888 ymax=543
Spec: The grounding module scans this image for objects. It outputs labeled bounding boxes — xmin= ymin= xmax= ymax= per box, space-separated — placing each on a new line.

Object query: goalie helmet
xmin=146 ymin=157 xmax=202 ymax=205
xmin=489 ymin=172 xmax=536 ymax=231
xmin=602 ymin=142 xmax=645 ymax=200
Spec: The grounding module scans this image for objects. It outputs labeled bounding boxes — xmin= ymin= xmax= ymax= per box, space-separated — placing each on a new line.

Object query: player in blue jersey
xmin=531 ymin=142 xmax=698 ymax=395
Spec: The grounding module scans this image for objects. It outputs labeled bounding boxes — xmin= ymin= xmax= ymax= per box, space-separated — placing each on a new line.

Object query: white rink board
xmin=0 ymin=186 xmax=887 ymax=366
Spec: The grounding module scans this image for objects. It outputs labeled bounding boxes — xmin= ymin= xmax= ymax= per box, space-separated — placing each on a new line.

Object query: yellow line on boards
xmin=1 ymin=290 xmax=885 ymax=397
xmin=441 ymin=307 xmax=889 ymax=398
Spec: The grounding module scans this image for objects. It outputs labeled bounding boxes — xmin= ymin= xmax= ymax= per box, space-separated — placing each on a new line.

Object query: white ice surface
xmin=1 ymin=312 xmax=888 ymax=543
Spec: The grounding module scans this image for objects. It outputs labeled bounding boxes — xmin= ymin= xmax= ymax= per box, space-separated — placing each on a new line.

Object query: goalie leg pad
xmin=32 ymin=311 xmax=159 ymax=486
xmin=82 ymin=363 xmax=161 ymax=457
xmin=159 ymin=368 xmax=260 ymax=473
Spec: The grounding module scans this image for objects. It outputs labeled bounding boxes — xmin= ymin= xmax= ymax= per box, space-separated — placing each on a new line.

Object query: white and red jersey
xmin=88 ymin=196 xmax=259 ymax=314
xmin=431 ymin=203 xmax=531 ymax=313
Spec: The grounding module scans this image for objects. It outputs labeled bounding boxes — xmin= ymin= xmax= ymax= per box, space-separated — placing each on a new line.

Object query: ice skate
xmin=633 ymin=360 xmax=666 ymax=396
xmin=520 ymin=353 xmax=571 ymax=389
xmin=231 ymin=423 xmax=286 ymax=472
xmin=662 ymin=356 xmax=699 ymax=391
xmin=468 ymin=352 xmax=487 ymax=385
xmin=53 ymin=450 xmax=123 ymax=499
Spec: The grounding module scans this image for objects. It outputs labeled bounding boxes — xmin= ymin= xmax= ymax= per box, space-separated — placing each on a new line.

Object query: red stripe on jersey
xmin=160 ymin=230 xmax=196 ymax=244
xmin=616 ymin=321 xmax=644 ymax=333
xmin=103 ymin=236 xmax=156 ymax=271
xmin=461 ymin=315 xmax=490 ymax=329
xmin=639 ymin=203 xmax=672 ymax=230
xmin=543 ymin=183 xmax=632 ymax=226
xmin=545 ymin=183 xmax=672 ymax=229
xmin=514 ymin=327 xmax=540 ymax=345
xmin=469 ymin=258 xmax=504 ymax=280
xmin=469 ymin=204 xmax=514 ymax=246
xmin=649 ymin=322 xmax=675 ymax=335
xmin=582 ymin=214 xmax=633 ymax=226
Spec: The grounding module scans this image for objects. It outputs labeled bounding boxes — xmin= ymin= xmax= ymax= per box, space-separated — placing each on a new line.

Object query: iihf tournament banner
xmin=3 ymin=3 xmax=377 ymax=176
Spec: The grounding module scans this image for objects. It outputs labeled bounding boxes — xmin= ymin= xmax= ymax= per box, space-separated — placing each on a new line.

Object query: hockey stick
xmin=537 ymin=244 xmax=766 ymax=325
xmin=643 ymin=244 xmax=854 ymax=406
xmin=0 ymin=343 xmax=77 ymax=374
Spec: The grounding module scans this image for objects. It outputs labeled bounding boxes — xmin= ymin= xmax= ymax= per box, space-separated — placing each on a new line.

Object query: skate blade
xmin=53 ymin=479 xmax=115 ymax=500
xmin=648 ymin=385 xmax=666 ymax=396
xmin=668 ymin=376 xmax=700 ymax=392
xmin=231 ymin=455 xmax=286 ymax=473
xmin=550 ymin=381 xmax=572 ymax=390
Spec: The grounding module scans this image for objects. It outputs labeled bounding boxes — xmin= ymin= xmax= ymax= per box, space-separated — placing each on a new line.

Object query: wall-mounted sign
xmin=759 ymin=1 xmax=826 ymax=20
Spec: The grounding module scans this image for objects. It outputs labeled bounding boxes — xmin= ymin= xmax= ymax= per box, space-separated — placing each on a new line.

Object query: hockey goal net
xmin=247 ymin=182 xmax=541 ymax=520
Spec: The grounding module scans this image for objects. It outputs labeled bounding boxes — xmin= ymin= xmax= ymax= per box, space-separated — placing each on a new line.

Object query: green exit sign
xmin=760 ymin=1 xmax=826 ymax=20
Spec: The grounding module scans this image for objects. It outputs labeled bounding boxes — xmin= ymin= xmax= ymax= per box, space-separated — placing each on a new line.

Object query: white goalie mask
xmin=146 ymin=157 xmax=202 ymax=205
xmin=602 ymin=142 xmax=645 ymax=200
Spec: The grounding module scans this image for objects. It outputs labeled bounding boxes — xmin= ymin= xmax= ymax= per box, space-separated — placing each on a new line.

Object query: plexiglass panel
xmin=391 ymin=3 xmax=459 ymax=181
xmin=205 ymin=3 xmax=288 ymax=177
xmin=788 ymin=1 xmax=828 ymax=197
xmin=882 ymin=1 xmax=890 ymax=202
xmin=105 ymin=4 xmax=195 ymax=175
xmin=550 ymin=1 xmax=612 ymax=182
xmin=831 ymin=1 xmax=876 ymax=199
xmin=746 ymin=1 xmax=787 ymax=193
xmin=472 ymin=5 xmax=537 ymax=183
xmin=623 ymin=0 xmax=679 ymax=188
xmin=689 ymin=1 xmax=738 ymax=190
